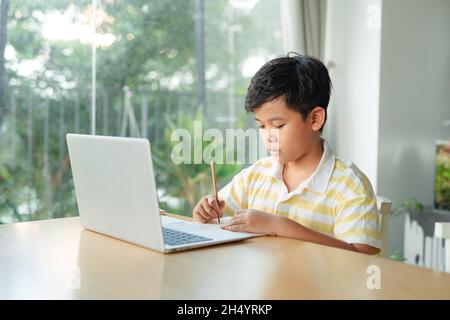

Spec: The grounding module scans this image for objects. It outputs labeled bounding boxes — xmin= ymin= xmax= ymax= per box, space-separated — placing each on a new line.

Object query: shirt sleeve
xmin=217 ymin=167 xmax=250 ymax=216
xmin=334 ymin=194 xmax=382 ymax=249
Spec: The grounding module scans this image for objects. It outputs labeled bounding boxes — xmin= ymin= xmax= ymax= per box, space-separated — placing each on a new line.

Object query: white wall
xmin=324 ymin=0 xmax=450 ymax=256
xmin=323 ymin=0 xmax=382 ymax=191
xmin=378 ymin=0 xmax=450 ymax=254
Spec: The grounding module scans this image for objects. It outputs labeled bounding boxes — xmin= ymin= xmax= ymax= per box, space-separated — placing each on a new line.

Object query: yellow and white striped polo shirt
xmin=218 ymin=139 xmax=382 ymax=249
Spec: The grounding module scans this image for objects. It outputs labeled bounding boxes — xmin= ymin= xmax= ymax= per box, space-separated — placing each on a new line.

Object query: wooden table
xmin=1 ymin=216 xmax=450 ymax=299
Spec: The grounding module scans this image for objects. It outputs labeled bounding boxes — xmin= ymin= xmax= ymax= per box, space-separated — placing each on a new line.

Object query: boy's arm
xmin=274 ymin=214 xmax=380 ymax=255
xmin=222 ymin=209 xmax=380 ymax=255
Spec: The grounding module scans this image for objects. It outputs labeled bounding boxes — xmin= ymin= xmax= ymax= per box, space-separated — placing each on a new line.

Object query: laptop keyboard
xmin=162 ymin=227 xmax=212 ymax=246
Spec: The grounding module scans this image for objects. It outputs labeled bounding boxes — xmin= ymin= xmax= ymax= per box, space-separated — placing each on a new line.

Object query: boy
xmin=193 ymin=53 xmax=381 ymax=255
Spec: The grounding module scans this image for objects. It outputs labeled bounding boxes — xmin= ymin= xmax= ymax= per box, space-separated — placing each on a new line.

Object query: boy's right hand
xmin=193 ymin=195 xmax=225 ymax=223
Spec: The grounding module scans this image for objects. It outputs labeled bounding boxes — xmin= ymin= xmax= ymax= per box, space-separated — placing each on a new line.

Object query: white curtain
xmin=281 ymin=0 xmax=327 ymax=59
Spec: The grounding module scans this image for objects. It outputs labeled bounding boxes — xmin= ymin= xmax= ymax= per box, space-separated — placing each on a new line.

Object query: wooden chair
xmin=434 ymin=222 xmax=450 ymax=273
xmin=377 ymin=196 xmax=392 ymax=257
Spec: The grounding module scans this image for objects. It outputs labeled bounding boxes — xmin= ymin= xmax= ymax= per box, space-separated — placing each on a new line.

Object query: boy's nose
xmin=260 ymin=128 xmax=279 ymax=147
xmin=266 ymin=129 xmax=279 ymax=143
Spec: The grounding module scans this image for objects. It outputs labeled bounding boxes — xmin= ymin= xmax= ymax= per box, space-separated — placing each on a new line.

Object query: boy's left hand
xmin=221 ymin=209 xmax=280 ymax=236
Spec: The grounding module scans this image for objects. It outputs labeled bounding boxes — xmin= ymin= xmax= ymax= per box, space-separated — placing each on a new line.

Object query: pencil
xmin=210 ymin=160 xmax=220 ymax=224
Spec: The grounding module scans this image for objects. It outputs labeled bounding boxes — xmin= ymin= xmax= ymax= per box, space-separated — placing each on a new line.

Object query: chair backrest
xmin=376 ymin=196 xmax=392 ymax=257
xmin=434 ymin=222 xmax=450 ymax=273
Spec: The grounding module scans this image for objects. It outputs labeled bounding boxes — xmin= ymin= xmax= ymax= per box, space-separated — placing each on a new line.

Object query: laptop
xmin=66 ymin=133 xmax=261 ymax=253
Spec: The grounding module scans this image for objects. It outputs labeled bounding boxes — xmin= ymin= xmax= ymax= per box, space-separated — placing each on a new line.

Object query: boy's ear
xmin=309 ymin=107 xmax=326 ymax=131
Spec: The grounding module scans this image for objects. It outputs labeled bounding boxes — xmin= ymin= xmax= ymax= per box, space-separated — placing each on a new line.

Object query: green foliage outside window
xmin=0 ymin=0 xmax=282 ymax=223
xmin=435 ymin=140 xmax=450 ymax=210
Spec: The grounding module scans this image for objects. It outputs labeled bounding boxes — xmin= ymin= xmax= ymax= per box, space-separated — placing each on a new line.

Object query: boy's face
xmin=254 ymin=97 xmax=322 ymax=164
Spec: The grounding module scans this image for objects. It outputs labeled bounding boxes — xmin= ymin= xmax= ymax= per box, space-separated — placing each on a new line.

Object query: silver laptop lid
xmin=66 ymin=134 xmax=165 ymax=252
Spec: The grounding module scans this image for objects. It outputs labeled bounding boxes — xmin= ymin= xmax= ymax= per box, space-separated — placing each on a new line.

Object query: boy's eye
xmin=258 ymin=125 xmax=265 ymax=129
xmin=275 ymin=124 xmax=285 ymax=129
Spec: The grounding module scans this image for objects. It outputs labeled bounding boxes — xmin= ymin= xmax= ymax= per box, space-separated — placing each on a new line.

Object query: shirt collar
xmin=269 ymin=139 xmax=335 ymax=194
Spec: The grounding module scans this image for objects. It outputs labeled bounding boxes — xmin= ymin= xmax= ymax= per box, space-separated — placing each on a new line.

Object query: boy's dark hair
xmin=244 ymin=53 xmax=332 ymax=131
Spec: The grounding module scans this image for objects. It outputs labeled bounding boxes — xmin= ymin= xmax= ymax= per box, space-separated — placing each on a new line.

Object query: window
xmin=0 ymin=0 xmax=282 ymax=223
